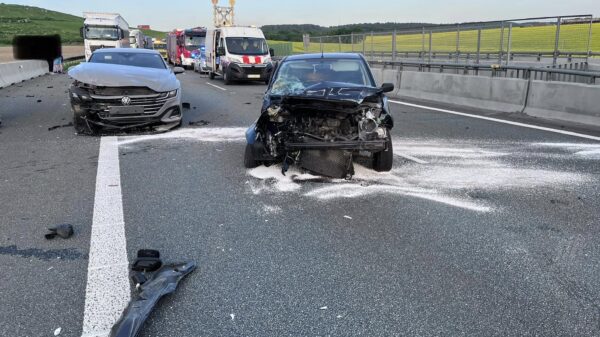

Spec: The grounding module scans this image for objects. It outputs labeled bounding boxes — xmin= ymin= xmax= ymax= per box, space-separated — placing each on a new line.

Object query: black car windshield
xmin=85 ymin=27 xmax=119 ymax=40
xmin=271 ymin=59 xmax=373 ymax=96
xmin=89 ymin=52 xmax=167 ymax=69
xmin=226 ymin=37 xmax=268 ymax=55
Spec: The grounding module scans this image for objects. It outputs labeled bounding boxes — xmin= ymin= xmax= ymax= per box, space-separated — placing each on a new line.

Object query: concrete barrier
xmin=525 ymin=81 xmax=600 ymax=126
xmin=370 ymin=67 xmax=383 ymax=86
xmin=395 ymin=71 xmax=528 ymax=113
xmin=0 ymin=60 xmax=49 ymax=88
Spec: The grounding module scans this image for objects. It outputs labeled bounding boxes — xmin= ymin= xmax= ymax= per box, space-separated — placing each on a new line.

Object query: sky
xmin=3 ymin=0 xmax=599 ymax=31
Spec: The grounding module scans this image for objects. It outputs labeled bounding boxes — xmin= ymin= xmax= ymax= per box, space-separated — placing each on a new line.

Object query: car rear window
xmin=89 ymin=52 xmax=166 ymax=69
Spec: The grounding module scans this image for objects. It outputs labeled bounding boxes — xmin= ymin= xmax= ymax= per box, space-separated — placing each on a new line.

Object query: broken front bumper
xmin=69 ymin=87 xmax=182 ymax=129
xmin=285 ymin=139 xmax=388 ymax=152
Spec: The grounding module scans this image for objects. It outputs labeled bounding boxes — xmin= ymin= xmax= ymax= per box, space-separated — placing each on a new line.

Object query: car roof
xmin=283 ymin=53 xmax=364 ymax=61
xmin=94 ymin=48 xmax=160 ymax=55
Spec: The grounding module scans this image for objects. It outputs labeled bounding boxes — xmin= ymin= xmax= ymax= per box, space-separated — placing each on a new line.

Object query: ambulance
xmin=205 ymin=26 xmax=274 ymax=84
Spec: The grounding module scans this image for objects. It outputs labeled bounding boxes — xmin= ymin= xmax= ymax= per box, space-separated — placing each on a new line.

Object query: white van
xmin=205 ymin=26 xmax=274 ymax=85
xmin=81 ymin=12 xmax=130 ymax=61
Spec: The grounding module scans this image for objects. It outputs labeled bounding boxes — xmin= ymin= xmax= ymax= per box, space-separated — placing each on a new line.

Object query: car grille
xmin=91 ymin=92 xmax=170 ymax=117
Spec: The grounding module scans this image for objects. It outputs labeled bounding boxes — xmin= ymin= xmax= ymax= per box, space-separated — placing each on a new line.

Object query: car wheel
xmin=373 ymin=133 xmax=393 ymax=172
xmin=209 ymin=71 xmax=215 ymax=80
xmin=244 ymin=144 xmax=260 ymax=169
xmin=223 ymin=69 xmax=232 ymax=85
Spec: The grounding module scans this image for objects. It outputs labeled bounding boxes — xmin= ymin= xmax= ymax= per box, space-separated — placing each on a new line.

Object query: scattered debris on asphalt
xmin=37 ymin=99 xmax=42 ymax=103
xmin=319 ymin=306 xmax=328 ymax=310
xmin=230 ymin=313 xmax=235 ymax=320
xmin=48 ymin=122 xmax=74 ymax=131
xmin=182 ymin=102 xmax=191 ymax=110
xmin=26 ymin=95 xmax=34 ymax=98
xmin=131 ymin=249 xmax=162 ymax=273
xmin=45 ymin=224 xmax=74 ymax=240
xmin=110 ymin=252 xmax=196 ymax=337
xmin=344 ymin=215 xmax=353 ymax=220
xmin=53 ymin=327 xmax=61 ymax=336
xmin=189 ymin=120 xmax=210 ymax=126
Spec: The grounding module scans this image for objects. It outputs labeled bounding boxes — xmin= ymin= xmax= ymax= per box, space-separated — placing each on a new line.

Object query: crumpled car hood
xmin=68 ymin=63 xmax=179 ymax=93
xmin=267 ymin=82 xmax=382 ymax=112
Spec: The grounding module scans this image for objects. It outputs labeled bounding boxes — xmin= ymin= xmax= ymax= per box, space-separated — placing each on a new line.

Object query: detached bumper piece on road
xmin=110 ymin=254 xmax=196 ymax=337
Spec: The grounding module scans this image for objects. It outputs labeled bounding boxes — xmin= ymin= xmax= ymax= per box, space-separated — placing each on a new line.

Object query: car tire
xmin=209 ymin=71 xmax=215 ymax=80
xmin=244 ymin=144 xmax=260 ymax=169
xmin=223 ymin=69 xmax=232 ymax=85
xmin=373 ymin=133 xmax=393 ymax=172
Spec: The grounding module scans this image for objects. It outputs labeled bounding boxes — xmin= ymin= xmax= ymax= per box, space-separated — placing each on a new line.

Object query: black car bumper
xmin=227 ymin=63 xmax=272 ymax=81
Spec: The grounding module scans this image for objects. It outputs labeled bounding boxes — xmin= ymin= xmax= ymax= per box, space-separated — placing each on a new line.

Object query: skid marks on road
xmin=247 ymin=138 xmax=597 ymax=213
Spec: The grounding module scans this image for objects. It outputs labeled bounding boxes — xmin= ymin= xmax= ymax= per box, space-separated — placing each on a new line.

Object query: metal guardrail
xmin=305 ymin=15 xmax=597 ymax=66
xmin=370 ymin=60 xmax=600 ymax=84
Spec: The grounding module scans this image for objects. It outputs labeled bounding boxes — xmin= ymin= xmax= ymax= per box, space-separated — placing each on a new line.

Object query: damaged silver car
xmin=245 ymin=53 xmax=395 ymax=178
xmin=68 ymin=48 xmax=184 ymax=134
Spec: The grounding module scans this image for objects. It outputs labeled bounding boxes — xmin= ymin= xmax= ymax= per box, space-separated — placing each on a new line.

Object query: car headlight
xmin=167 ymin=90 xmax=178 ymax=98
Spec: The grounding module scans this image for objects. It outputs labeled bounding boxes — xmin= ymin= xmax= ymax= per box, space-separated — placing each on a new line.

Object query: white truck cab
xmin=81 ymin=12 xmax=130 ymax=61
xmin=129 ymin=29 xmax=145 ymax=49
xmin=205 ymin=26 xmax=274 ymax=85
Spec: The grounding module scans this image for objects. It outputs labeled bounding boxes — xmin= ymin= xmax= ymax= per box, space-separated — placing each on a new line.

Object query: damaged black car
xmin=244 ymin=53 xmax=395 ymax=178
xmin=68 ymin=48 xmax=185 ymax=134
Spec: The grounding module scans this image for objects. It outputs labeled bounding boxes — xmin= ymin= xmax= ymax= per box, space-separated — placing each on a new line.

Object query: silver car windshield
xmin=89 ymin=52 xmax=167 ymax=70
xmin=271 ymin=59 xmax=373 ymax=96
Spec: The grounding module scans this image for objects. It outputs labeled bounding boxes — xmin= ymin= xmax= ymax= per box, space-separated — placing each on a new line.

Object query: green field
xmin=0 ymin=4 xmax=84 ymax=45
xmin=270 ymin=22 xmax=600 ymax=56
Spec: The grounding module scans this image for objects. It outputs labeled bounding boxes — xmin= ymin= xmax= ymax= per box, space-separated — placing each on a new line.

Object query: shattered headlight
xmin=166 ymin=90 xmax=178 ymax=98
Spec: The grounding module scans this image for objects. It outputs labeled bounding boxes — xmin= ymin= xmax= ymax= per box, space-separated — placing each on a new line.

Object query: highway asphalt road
xmin=0 ymin=71 xmax=599 ymax=337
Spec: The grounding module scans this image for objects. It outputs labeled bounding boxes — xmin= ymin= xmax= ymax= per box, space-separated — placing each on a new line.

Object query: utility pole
xmin=212 ymin=0 xmax=235 ymax=28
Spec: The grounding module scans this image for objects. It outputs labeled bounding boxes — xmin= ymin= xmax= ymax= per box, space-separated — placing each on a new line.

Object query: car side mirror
xmin=173 ymin=67 xmax=185 ymax=74
xmin=217 ymin=46 xmax=226 ymax=56
xmin=380 ymin=83 xmax=394 ymax=93
xmin=269 ymin=48 xmax=275 ymax=57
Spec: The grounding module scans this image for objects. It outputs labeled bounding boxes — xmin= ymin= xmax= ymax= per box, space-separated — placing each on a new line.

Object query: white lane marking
xmin=389 ymin=100 xmax=600 ymax=142
xmin=206 ymin=82 xmax=227 ymax=91
xmin=394 ymin=152 xmax=429 ymax=164
xmin=81 ymin=137 xmax=130 ymax=337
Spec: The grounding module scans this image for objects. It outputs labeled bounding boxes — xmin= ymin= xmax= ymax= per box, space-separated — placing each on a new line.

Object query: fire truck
xmin=166 ymin=27 xmax=207 ymax=69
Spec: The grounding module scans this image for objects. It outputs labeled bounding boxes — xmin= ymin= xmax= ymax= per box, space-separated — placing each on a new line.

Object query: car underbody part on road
xmin=132 ymin=249 xmax=163 ymax=273
xmin=45 ymin=224 xmax=74 ymax=240
xmin=110 ymin=250 xmax=196 ymax=337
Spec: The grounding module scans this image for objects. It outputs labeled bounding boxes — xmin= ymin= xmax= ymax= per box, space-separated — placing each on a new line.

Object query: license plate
xmin=110 ymin=106 xmax=144 ymax=115
xmin=247 ymin=74 xmax=261 ymax=79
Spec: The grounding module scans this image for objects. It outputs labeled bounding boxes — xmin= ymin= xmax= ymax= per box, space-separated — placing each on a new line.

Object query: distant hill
xmin=261 ymin=22 xmax=435 ymax=42
xmin=0 ymin=4 xmax=168 ymax=46
xmin=0 ymin=3 xmax=83 ymax=45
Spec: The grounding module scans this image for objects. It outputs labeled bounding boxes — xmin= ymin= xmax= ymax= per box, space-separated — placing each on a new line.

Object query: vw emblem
xmin=121 ymin=96 xmax=131 ymax=106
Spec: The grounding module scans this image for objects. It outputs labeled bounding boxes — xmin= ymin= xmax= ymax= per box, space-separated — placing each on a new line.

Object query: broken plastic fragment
xmin=45 ymin=224 xmax=74 ymax=240
xmin=110 ymin=262 xmax=196 ymax=337
xmin=53 ymin=327 xmax=61 ymax=336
